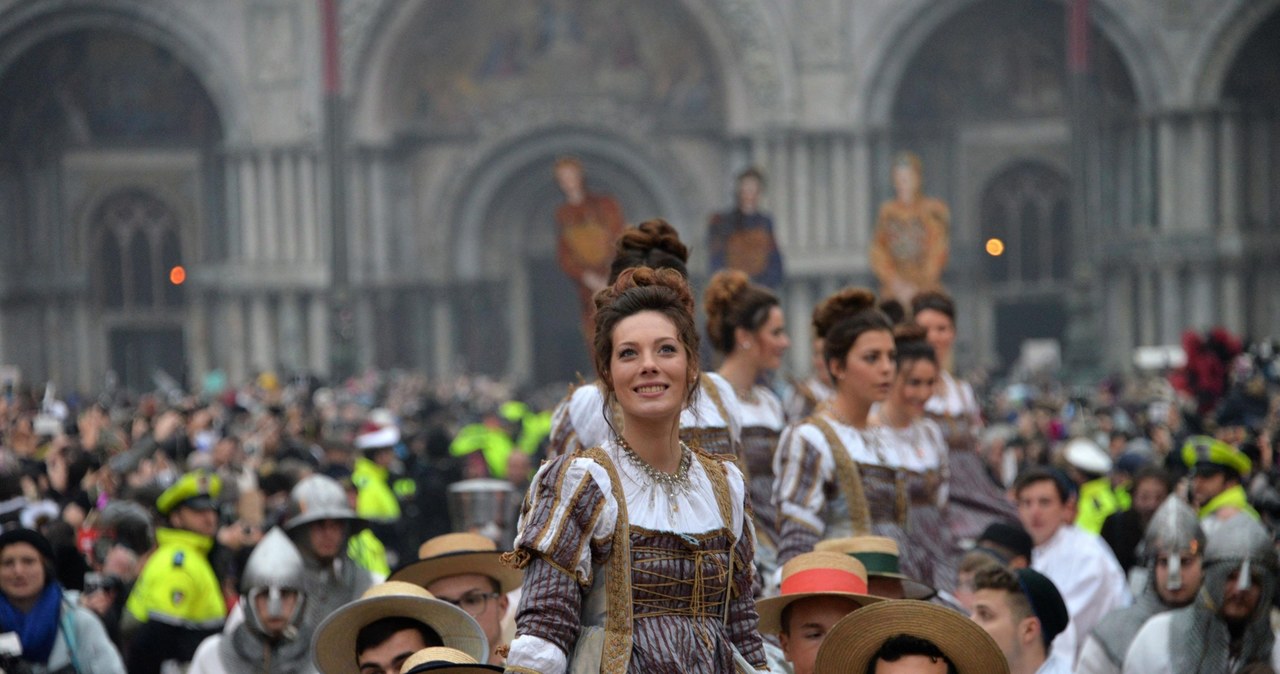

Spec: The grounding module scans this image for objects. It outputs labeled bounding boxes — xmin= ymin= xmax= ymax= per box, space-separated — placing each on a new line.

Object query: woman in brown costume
xmin=504 ymin=268 xmax=766 ymax=673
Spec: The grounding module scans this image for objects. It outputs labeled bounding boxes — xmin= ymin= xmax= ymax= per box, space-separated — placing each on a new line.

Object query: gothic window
xmin=979 ymin=162 xmax=1070 ymax=285
xmin=94 ymin=189 xmax=183 ymax=311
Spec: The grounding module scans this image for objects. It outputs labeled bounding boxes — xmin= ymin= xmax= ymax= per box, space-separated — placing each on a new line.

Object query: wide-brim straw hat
xmin=312 ymin=581 xmax=488 ymax=673
xmin=402 ymin=647 xmax=503 ymax=673
xmin=813 ymin=600 xmax=1010 ymax=674
xmin=755 ymin=551 xmax=882 ymax=635
xmin=814 ymin=536 xmax=935 ymax=600
xmin=389 ymin=533 xmax=523 ymax=593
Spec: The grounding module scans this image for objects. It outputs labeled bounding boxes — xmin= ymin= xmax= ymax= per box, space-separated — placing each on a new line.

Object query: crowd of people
xmin=0 ymin=217 xmax=1277 ymax=673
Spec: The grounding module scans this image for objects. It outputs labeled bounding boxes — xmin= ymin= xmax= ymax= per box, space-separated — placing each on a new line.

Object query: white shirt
xmin=1035 ymin=651 xmax=1073 ymax=674
xmin=1031 ymin=524 xmax=1131 ymax=667
xmin=1120 ymin=612 xmax=1172 ymax=674
xmin=1076 ymin=633 xmax=1122 ymax=674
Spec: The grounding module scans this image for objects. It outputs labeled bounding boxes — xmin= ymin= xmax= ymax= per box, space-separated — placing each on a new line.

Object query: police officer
xmin=123 ymin=471 xmax=228 ymax=674
xmin=1182 ymin=435 xmax=1261 ymax=538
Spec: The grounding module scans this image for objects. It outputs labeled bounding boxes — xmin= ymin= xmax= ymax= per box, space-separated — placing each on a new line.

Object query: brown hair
xmin=608 ymin=219 xmax=690 ymax=284
xmin=737 ymin=166 xmax=766 ymax=187
xmin=592 ymin=267 xmax=700 ymax=408
xmin=893 ymin=322 xmax=937 ymax=369
xmin=911 ymin=290 xmax=956 ymax=324
xmin=815 ymin=287 xmax=893 ymax=375
xmin=552 ymin=155 xmax=582 ymax=173
xmin=972 ymin=566 xmax=1033 ymax=623
xmin=704 ymin=270 xmax=780 ymax=355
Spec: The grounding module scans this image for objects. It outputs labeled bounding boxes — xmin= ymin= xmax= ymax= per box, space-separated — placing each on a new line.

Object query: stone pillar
xmin=1187 ymin=113 xmax=1215 ymax=232
xmin=1188 ymin=268 xmax=1214 ymax=331
xmin=1105 ymin=269 xmax=1134 ymax=371
xmin=794 ymin=137 xmax=811 ymax=250
xmin=299 ymin=152 xmax=320 ymax=263
xmin=432 ymin=289 xmax=455 ymax=378
xmin=354 ymin=292 xmax=376 ymax=370
xmin=851 ymin=133 xmax=874 ymax=252
xmin=307 ymin=293 xmax=329 ymax=376
xmin=1220 ymin=268 xmax=1244 ymax=335
xmin=771 ymin=136 xmax=791 ymax=249
xmin=249 ymin=294 xmax=275 ymax=372
xmin=1219 ymin=109 xmax=1242 ymax=233
xmin=187 ymin=292 xmax=209 ymax=386
xmin=1136 ymin=268 xmax=1156 ymax=346
xmin=509 ymin=265 xmax=532 ymax=385
xmin=830 ymin=136 xmax=850 ymax=248
xmin=369 ymin=156 xmax=389 ymax=280
xmin=258 ymin=151 xmax=279 ymax=262
xmin=280 ymin=151 xmax=298 ymax=262
xmin=1156 ymin=115 xmax=1179 ymax=231
xmin=277 ymin=292 xmax=304 ymax=371
xmin=1158 ymin=266 xmax=1182 ymax=344
xmin=238 ymin=157 xmax=259 ymax=260
xmin=222 ymin=296 xmax=248 ymax=384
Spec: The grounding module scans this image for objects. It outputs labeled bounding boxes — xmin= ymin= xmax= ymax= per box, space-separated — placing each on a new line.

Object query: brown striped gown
xmin=504 ymin=441 xmax=766 ymax=674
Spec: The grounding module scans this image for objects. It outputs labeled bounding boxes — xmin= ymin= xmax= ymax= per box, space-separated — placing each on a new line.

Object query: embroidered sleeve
xmin=511 ymin=455 xmax=616 ymax=584
xmin=772 ymin=425 xmax=832 ymax=564
xmin=545 ymin=393 xmax=579 ymax=460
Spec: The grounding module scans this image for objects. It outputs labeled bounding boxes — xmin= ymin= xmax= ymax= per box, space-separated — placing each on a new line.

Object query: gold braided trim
xmin=580 ymin=447 xmax=633 ymax=674
xmin=500 ymin=549 xmax=531 ymax=570
xmin=809 ymin=416 xmax=872 ymax=536
xmin=504 ymin=666 xmax=540 ymax=674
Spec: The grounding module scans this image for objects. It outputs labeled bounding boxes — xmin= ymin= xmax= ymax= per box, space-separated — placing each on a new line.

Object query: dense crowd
xmin=0 ymin=219 xmax=1277 ymax=674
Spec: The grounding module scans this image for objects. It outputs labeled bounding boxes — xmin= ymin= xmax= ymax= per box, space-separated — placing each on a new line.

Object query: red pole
xmin=321 ymin=0 xmax=341 ymax=95
xmin=1068 ymin=0 xmax=1090 ymax=74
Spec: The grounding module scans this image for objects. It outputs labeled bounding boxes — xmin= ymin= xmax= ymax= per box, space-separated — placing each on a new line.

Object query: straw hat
xmin=389 ymin=533 xmax=523 ymax=593
xmin=813 ymin=600 xmax=1010 ymax=674
xmin=311 ymin=581 xmax=489 ymax=673
xmin=402 ymin=647 xmax=503 ymax=673
xmin=814 ymin=536 xmax=935 ymax=600
xmin=755 ymin=552 xmax=882 ymax=635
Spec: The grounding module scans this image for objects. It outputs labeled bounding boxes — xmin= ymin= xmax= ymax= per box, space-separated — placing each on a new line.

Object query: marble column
xmin=187 ymin=292 xmax=209 ymax=386
xmin=1136 ymin=268 xmax=1156 ymax=346
xmin=1220 ymin=269 xmax=1244 ymax=336
xmin=238 ymin=157 xmax=259 ymax=261
xmin=222 ymin=296 xmax=248 ymax=384
xmin=307 ymin=293 xmax=329 ymax=376
xmin=509 ymin=265 xmax=532 ymax=385
xmin=432 ymin=289 xmax=455 ymax=378
xmin=258 ymin=151 xmax=279 ymax=262
xmin=280 ymin=151 xmax=299 ymax=262
xmin=299 ymin=152 xmax=320 ymax=263
xmin=1158 ymin=266 xmax=1183 ymax=345
xmin=249 ymin=294 xmax=274 ymax=372
xmin=1218 ymin=109 xmax=1242 ymax=233
xmin=277 ymin=292 xmax=304 ymax=371
xmin=1156 ymin=116 xmax=1179 ymax=232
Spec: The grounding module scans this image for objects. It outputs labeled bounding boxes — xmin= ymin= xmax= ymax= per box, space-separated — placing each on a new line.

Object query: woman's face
xmin=0 ymin=542 xmax=45 ymax=604
xmin=831 ymin=330 xmax=896 ymax=405
xmin=915 ymin=309 xmax=955 ymax=359
xmin=891 ymin=358 xmax=938 ymax=419
xmin=893 ymin=164 xmax=920 ymax=201
xmin=609 ymin=311 xmax=691 ymax=422
xmin=747 ymin=306 xmax=790 ymax=372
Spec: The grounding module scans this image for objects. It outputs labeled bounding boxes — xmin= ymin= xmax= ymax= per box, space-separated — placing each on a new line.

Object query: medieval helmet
xmin=1203 ymin=516 xmax=1277 ymax=595
xmin=241 ymin=528 xmax=306 ymax=639
xmin=282 ymin=474 xmax=365 ymax=532
xmin=1142 ymin=496 xmax=1206 ymax=591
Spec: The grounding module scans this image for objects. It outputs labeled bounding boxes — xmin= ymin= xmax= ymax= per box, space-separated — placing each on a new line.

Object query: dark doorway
xmin=530 ymin=256 xmax=593 ymax=385
xmin=993 ymin=297 xmax=1067 ymax=371
xmin=109 ymin=328 xmax=186 ymax=392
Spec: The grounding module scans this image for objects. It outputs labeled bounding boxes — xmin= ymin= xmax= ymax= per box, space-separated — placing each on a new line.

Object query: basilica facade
xmin=0 ymin=0 xmax=1276 ymax=391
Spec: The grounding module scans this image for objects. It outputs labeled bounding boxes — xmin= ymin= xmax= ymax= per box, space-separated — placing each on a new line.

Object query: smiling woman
xmin=503 ymin=267 xmax=767 ymax=674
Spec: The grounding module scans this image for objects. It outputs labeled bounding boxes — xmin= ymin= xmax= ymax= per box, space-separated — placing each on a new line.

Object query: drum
xmin=447 ymin=478 xmax=520 ymax=545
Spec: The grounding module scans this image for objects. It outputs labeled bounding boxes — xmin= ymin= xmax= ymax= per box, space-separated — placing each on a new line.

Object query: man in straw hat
xmin=813 ymin=536 xmax=935 ymax=600
xmin=311 ymin=581 xmax=488 ymax=674
xmin=400 ymin=647 xmax=502 ymax=673
xmin=814 ymin=600 xmax=1010 ymax=674
xmin=1122 ymin=516 xmax=1278 ymax=673
xmin=389 ymin=533 xmax=522 ymax=665
xmin=969 ymin=567 xmax=1071 ymax=674
xmin=754 ymin=551 xmax=882 ymax=674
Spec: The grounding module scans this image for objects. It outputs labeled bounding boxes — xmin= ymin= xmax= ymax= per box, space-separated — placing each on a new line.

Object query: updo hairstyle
xmin=592 ymin=267 xmax=701 ymax=407
xmin=608 ymin=219 xmax=690 ymax=284
xmin=892 ymin=322 xmax=938 ymax=370
xmin=703 ymin=270 xmax=780 ymax=355
xmin=815 ymin=288 xmax=894 ymax=375
xmin=911 ymin=290 xmax=956 ymax=325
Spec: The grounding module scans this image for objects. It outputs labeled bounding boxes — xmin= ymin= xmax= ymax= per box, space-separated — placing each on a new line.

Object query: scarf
xmin=0 ymin=582 xmax=63 ymax=663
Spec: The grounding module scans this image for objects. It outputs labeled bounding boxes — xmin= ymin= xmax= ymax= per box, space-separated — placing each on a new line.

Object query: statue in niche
xmin=553 ymin=156 xmax=625 ymax=344
xmin=707 ymin=167 xmax=784 ymax=289
xmin=870 ymin=152 xmax=950 ymax=306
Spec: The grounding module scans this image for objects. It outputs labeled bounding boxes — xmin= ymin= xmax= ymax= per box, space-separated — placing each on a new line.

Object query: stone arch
xmin=346 ymin=0 xmax=793 ymax=141
xmin=855 ymin=0 xmax=1168 ymax=126
xmin=445 ymin=125 xmax=695 ymax=280
xmin=0 ymin=0 xmax=250 ymax=144
xmin=1188 ymin=0 xmax=1280 ymax=106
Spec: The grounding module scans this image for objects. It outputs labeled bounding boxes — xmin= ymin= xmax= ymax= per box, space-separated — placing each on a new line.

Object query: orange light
xmin=169 ymin=265 xmax=186 ymax=285
xmin=985 ymin=238 xmax=1005 ymax=257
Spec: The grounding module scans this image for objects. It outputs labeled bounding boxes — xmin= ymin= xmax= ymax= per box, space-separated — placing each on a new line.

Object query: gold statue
xmin=869 ymin=152 xmax=950 ymax=306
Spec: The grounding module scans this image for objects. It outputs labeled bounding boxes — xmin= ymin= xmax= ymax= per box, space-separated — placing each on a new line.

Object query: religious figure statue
xmin=869 ymin=152 xmax=950 ymax=306
xmin=707 ymin=167 xmax=785 ymax=289
xmin=553 ymin=156 xmax=626 ymax=343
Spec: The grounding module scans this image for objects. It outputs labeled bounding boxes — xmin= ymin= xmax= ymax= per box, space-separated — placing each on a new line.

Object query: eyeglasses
xmin=438 ymin=590 xmax=500 ymax=617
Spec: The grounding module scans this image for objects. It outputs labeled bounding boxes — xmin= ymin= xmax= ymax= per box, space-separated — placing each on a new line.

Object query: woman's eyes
xmin=618 ymin=348 xmax=637 ymax=358
xmin=658 ymin=343 xmax=678 ymax=354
